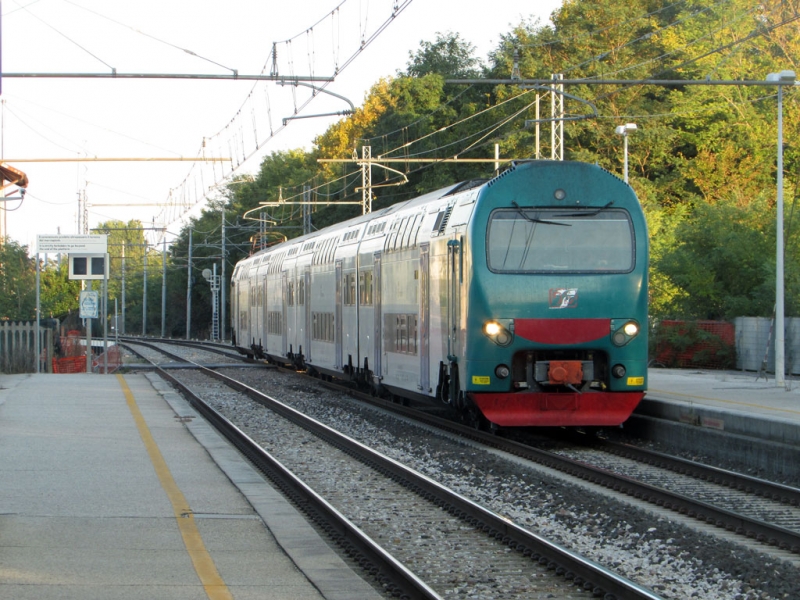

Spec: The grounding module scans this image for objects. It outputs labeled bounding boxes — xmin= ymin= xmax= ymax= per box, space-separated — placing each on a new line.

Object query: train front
xmin=463 ymin=161 xmax=648 ymax=427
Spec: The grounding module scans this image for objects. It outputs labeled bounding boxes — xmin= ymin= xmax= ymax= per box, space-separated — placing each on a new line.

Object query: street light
xmin=615 ymin=123 xmax=637 ymax=183
xmin=766 ymin=69 xmax=796 ymax=387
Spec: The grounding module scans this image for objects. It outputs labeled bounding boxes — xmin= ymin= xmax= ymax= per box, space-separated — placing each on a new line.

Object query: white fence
xmin=734 ymin=316 xmax=800 ymax=375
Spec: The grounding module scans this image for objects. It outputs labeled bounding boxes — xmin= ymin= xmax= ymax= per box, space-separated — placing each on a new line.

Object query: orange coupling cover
xmin=548 ymin=360 xmax=583 ymax=385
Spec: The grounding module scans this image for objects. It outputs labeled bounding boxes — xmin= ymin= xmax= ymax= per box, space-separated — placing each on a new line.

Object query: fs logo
xmin=549 ymin=288 xmax=578 ymax=309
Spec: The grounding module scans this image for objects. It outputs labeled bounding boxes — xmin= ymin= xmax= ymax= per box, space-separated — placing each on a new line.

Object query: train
xmin=230 ymin=160 xmax=648 ymax=428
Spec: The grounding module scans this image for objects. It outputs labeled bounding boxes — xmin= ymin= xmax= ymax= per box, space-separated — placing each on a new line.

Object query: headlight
xmin=484 ymin=322 xmax=502 ymax=336
xmin=483 ymin=320 xmax=514 ymax=346
xmin=611 ymin=320 xmax=640 ymax=346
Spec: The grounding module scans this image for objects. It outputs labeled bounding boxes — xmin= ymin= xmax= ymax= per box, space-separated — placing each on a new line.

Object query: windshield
xmin=486 ymin=207 xmax=634 ymax=273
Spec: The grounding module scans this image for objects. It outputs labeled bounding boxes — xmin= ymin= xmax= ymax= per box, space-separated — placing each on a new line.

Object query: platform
xmin=0 ymin=372 xmax=381 ymax=600
xmin=641 ymin=368 xmax=800 ymax=445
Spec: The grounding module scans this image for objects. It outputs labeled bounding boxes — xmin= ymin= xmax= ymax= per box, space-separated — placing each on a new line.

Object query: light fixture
xmin=483 ymin=320 xmax=513 ymax=346
xmin=611 ymin=320 xmax=640 ymax=346
xmin=614 ymin=123 xmax=637 ymax=183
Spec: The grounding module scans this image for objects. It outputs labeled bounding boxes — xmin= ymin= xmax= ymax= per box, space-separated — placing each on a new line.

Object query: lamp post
xmin=766 ymin=70 xmax=796 ymax=387
xmin=615 ymin=123 xmax=637 ymax=183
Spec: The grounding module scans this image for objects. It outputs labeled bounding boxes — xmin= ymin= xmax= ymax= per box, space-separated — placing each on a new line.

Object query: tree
xmin=0 ymin=239 xmax=35 ymax=320
xmin=39 ymin=260 xmax=81 ymax=321
xmin=403 ymin=32 xmax=481 ymax=78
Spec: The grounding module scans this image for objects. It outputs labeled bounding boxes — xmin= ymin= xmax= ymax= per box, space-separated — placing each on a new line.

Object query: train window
xmin=402 ymin=215 xmax=417 ymax=248
xmin=401 ymin=217 xmax=412 ymax=247
xmin=298 ymin=279 xmax=305 ymax=305
xmin=286 ymin=281 xmax=295 ymax=306
xmin=312 ymin=312 xmax=335 ymax=342
xmin=343 ymin=273 xmax=356 ymax=305
xmin=267 ymin=311 xmax=282 ymax=335
xmin=432 ymin=205 xmax=454 ymax=236
xmin=359 ymin=270 xmax=373 ymax=305
xmin=384 ymin=313 xmax=418 ymax=355
xmin=487 ymin=208 xmax=634 ymax=273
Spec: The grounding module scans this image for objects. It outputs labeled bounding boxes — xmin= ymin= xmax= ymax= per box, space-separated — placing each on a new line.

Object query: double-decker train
xmin=231 ymin=160 xmax=648 ymax=428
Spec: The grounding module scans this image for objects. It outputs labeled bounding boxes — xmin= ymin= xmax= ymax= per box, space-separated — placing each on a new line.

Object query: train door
xmin=373 ymin=252 xmax=382 ymax=381
xmin=419 ymin=244 xmax=430 ymax=394
xmin=230 ymin=276 xmax=238 ymax=344
xmin=239 ymin=275 xmax=250 ymax=346
xmin=281 ymin=271 xmax=288 ymax=357
xmin=335 ymin=260 xmax=343 ymax=369
xmin=262 ymin=275 xmax=268 ymax=351
xmin=446 ymin=239 xmax=462 ymax=360
xmin=304 ymin=268 xmax=311 ymax=361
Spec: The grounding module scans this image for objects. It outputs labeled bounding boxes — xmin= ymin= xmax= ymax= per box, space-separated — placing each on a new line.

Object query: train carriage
xmin=231 ymin=160 xmax=648 ymax=428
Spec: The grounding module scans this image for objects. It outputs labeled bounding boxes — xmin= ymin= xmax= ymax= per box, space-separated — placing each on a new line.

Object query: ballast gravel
xmin=182 ymin=366 xmax=799 ymax=600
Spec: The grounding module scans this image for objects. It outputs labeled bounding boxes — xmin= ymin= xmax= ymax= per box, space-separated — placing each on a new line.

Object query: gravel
xmin=173 ymin=365 xmax=800 ymax=599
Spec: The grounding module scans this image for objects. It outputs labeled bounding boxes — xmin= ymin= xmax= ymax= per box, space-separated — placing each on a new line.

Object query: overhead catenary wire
xmin=158 ymin=1 xmax=414 ymax=231
xmin=16 ymin=0 xmax=116 ymax=72
xmin=61 ymin=0 xmax=240 ymax=75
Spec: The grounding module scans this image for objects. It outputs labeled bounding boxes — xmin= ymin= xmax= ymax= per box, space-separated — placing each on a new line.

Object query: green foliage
xmin=656 ymin=196 xmax=797 ymax=319
xmin=403 ymin=32 xmax=481 ymax=78
xmin=39 ymin=261 xmax=81 ymax=319
xmin=0 ymin=239 xmax=36 ymax=320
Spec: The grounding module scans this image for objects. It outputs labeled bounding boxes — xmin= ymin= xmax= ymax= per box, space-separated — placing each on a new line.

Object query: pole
xmin=303 ymin=185 xmax=311 ymax=235
xmin=221 ymin=208 xmax=226 ymax=341
xmin=211 ymin=262 xmax=220 ymax=341
xmin=161 ymin=238 xmax=166 ymax=337
xmin=142 ymin=247 xmax=147 ymax=336
xmin=361 ymin=146 xmax=372 ymax=214
xmin=121 ymin=241 xmax=126 ymax=335
xmin=776 ymin=83 xmax=785 ymax=387
xmin=623 ymin=133 xmax=629 ymax=183
xmin=103 ymin=262 xmax=108 ymax=374
xmin=86 ymin=280 xmax=92 ymax=373
xmin=186 ymin=229 xmax=193 ymax=339
xmin=35 ymin=253 xmax=41 ymax=374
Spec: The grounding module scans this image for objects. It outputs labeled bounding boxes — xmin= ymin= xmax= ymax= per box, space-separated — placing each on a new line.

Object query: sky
xmin=1 ymin=0 xmax=562 ymax=250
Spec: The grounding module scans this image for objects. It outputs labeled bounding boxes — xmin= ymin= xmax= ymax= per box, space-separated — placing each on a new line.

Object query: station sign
xmin=37 ymin=234 xmax=108 ymax=254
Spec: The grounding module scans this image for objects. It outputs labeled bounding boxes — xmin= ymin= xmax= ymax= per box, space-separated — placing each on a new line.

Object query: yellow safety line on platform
xmin=117 ymin=374 xmax=234 ymax=600
xmin=649 ymin=388 xmax=800 ymax=416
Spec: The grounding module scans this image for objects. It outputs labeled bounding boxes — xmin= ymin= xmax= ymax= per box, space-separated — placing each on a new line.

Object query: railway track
xmin=550 ymin=438 xmax=800 ymax=548
xmin=120 ymin=339 xmax=662 ymax=600
xmin=291 ymin=364 xmax=800 ymax=561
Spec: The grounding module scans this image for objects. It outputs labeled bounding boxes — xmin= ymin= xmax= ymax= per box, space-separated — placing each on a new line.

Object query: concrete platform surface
xmin=642 ymin=368 xmax=800 ymax=445
xmin=0 ymin=373 xmax=381 ymax=600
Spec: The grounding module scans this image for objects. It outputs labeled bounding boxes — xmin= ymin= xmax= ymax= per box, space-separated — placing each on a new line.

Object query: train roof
xmin=247 ymin=179 xmax=488 ymax=259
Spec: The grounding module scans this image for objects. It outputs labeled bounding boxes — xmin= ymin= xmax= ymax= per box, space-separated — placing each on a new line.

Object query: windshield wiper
xmin=555 ymin=200 xmax=614 ymax=218
xmin=511 ymin=201 xmax=571 ymax=226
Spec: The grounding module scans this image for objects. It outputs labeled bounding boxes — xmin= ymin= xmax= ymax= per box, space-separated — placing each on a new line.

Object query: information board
xmin=79 ymin=291 xmax=99 ymax=319
xmin=37 ymin=234 xmax=108 ymax=254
